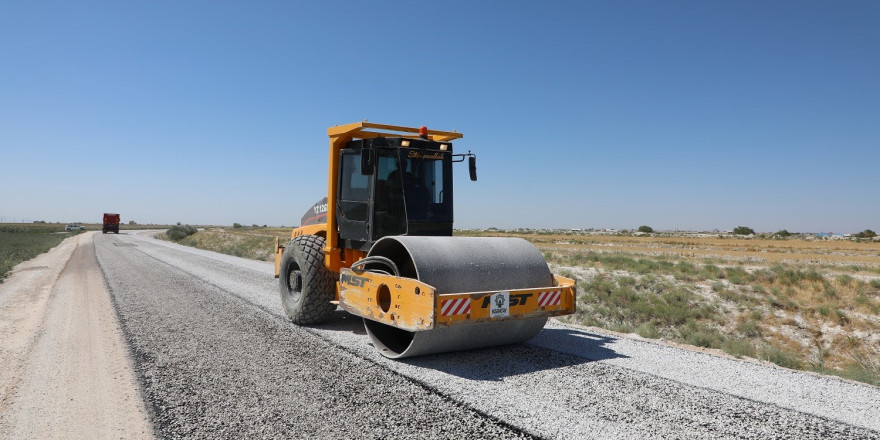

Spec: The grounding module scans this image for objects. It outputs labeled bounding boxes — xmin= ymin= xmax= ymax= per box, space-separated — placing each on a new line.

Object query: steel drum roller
xmin=363 ymin=236 xmax=552 ymax=358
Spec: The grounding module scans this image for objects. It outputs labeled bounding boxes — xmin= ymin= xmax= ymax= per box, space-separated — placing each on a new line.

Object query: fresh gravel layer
xmin=532 ymin=321 xmax=880 ymax=431
xmin=104 ymin=232 xmax=880 ymax=439
xmin=95 ymin=234 xmax=530 ymax=439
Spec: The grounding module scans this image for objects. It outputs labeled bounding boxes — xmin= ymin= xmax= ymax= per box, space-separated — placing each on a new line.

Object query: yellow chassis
xmin=338 ymin=269 xmax=576 ymax=331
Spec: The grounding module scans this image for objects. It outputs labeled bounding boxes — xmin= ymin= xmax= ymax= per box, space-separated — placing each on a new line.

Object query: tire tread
xmin=279 ymin=235 xmax=335 ymax=324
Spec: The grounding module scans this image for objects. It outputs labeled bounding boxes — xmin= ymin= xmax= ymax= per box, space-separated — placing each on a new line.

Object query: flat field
xmin=0 ymin=224 xmax=80 ymax=281
xmin=460 ymin=230 xmax=880 ymax=386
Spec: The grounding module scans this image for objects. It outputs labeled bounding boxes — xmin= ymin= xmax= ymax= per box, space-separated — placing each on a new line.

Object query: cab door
xmin=336 ymin=149 xmax=372 ymax=246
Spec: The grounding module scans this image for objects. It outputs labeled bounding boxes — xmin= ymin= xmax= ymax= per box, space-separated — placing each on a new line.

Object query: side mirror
xmin=468 ymin=156 xmax=477 ymax=181
xmin=360 ymin=148 xmax=375 ymax=175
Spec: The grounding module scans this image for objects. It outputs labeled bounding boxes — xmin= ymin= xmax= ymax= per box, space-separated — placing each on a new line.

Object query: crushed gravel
xmin=95 ymin=232 xmax=880 ymax=439
xmin=96 ymin=233 xmax=531 ymax=439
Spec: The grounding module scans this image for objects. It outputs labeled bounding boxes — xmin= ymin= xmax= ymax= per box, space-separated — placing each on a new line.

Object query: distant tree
xmin=854 ymin=229 xmax=877 ymax=238
xmin=638 ymin=225 xmax=654 ymax=233
xmin=733 ymin=226 xmax=756 ymax=235
xmin=129 ymin=220 xmax=137 ymax=225
xmin=233 ymin=223 xmax=243 ymax=229
xmin=774 ymin=229 xmax=791 ymax=237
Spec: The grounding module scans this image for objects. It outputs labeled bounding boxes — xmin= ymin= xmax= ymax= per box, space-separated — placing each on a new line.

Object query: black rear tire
xmin=279 ymin=235 xmax=336 ymax=324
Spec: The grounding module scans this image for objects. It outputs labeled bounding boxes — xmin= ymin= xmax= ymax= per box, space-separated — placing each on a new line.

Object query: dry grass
xmin=461 ymin=231 xmax=880 ymax=266
xmin=156 ymin=227 xmax=291 ymax=261
xmin=461 ymin=230 xmax=880 ymax=386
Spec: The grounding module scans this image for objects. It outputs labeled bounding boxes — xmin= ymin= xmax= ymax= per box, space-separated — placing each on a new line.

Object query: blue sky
xmin=1 ymin=1 xmax=877 ymax=232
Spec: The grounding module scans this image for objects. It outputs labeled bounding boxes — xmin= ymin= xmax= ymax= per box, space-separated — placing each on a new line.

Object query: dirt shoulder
xmin=0 ymin=232 xmax=153 ymax=439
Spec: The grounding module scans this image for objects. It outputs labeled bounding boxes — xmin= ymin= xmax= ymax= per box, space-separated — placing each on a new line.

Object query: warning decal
xmin=537 ymin=290 xmax=562 ymax=307
xmin=440 ymin=298 xmax=471 ymax=316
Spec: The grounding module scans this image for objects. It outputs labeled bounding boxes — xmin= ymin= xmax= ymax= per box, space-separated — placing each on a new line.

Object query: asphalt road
xmin=92 ymin=231 xmax=880 ymax=439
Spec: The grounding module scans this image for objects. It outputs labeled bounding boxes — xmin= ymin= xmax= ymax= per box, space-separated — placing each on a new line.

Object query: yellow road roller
xmin=274 ymin=122 xmax=575 ymax=358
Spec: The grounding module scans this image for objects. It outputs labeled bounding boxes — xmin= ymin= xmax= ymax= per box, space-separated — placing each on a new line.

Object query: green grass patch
xmin=835 ymin=274 xmax=855 ymax=287
xmin=574 ymin=274 xmax=720 ymax=345
xmin=760 ymin=345 xmax=803 ymax=370
xmin=0 ymin=224 xmax=68 ymax=234
xmin=736 ymin=319 xmax=762 ymax=337
xmin=166 ymin=225 xmax=198 ymax=241
xmin=722 ymin=338 xmax=757 ymax=358
xmin=0 ymin=228 xmax=74 ymax=281
xmin=837 ymin=362 xmax=880 ymax=386
xmin=772 ymin=265 xmax=824 ymax=287
xmin=679 ymin=322 xmax=725 ymax=348
xmin=636 ymin=322 xmax=662 ymax=339
xmin=726 ymin=267 xmax=748 ymax=285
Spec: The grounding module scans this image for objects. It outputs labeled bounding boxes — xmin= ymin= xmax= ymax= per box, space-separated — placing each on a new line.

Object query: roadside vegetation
xmin=0 ymin=224 xmax=80 ymax=282
xmin=460 ymin=229 xmax=880 ymax=387
xmin=166 ymin=224 xmax=198 ymax=241
xmin=157 ymin=226 xmax=291 ymax=261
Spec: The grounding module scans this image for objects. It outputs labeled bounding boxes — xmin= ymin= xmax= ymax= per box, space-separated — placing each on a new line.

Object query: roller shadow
xmin=315 ymin=314 xmax=627 ymax=381
xmin=397 ymin=327 xmax=627 ymax=381
xmin=316 ymin=310 xmax=368 ymax=336
xmin=527 ymin=327 xmax=626 ymax=362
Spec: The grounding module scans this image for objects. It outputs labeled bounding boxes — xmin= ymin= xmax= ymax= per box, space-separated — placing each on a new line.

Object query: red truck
xmin=102 ymin=213 xmax=120 ymax=234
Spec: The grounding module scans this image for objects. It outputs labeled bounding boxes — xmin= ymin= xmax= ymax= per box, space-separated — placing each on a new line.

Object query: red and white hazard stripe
xmin=537 ymin=290 xmax=561 ymax=307
xmin=440 ymin=298 xmax=471 ymax=316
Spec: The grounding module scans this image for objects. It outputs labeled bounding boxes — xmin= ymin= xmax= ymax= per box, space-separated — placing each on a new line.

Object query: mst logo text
xmin=340 ymin=273 xmax=368 ymax=287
